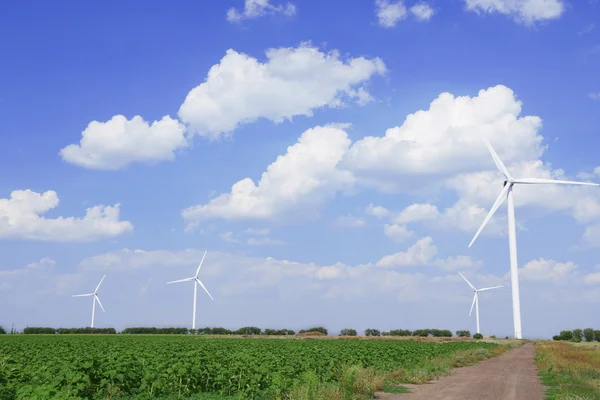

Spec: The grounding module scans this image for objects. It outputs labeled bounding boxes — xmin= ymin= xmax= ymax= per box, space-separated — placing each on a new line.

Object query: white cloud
xmin=60 ymin=115 xmax=187 ymax=170
xmin=383 ymin=223 xmax=414 ymax=242
xmin=376 ymin=236 xmax=480 ymax=269
xmin=182 ymin=125 xmax=354 ymax=225
xmin=519 ymin=258 xmax=577 ymax=282
xmin=336 ymin=215 xmax=366 ymax=228
xmin=464 ymin=0 xmax=565 ymax=25
xmin=245 ymin=228 xmax=270 ymax=235
xmin=410 ymin=2 xmax=435 ymax=21
xmin=394 ymin=203 xmax=439 ymax=224
xmin=343 ymin=85 xmax=544 ymax=183
xmin=178 ymin=44 xmax=386 ymax=140
xmin=219 ymin=231 xmax=241 ymax=243
xmin=247 ymin=237 xmax=286 ymax=246
xmin=227 ymin=0 xmax=296 ymax=23
xmin=375 ymin=0 xmax=407 ymax=27
xmin=0 ymin=190 xmax=133 ymax=242
xmin=584 ymin=270 xmax=600 ymax=285
xmin=589 ymin=92 xmax=600 ymax=100
xmin=366 ymin=203 xmax=390 ymax=219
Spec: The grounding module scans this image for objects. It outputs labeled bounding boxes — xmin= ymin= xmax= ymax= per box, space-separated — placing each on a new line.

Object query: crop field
xmin=0 ymin=335 xmax=501 ymax=399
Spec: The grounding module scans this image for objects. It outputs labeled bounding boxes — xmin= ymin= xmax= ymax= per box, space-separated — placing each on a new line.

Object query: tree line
xmin=552 ymin=328 xmax=600 ymax=342
xmin=2 ymin=326 xmax=482 ymax=337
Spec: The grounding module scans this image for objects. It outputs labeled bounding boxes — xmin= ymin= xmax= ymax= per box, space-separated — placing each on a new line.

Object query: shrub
xmin=456 ymin=330 xmax=471 ymax=338
xmin=0 ymin=326 xmax=6 ymax=334
xmin=364 ymin=329 xmax=381 ymax=336
xmin=594 ymin=330 xmax=600 ymax=342
xmin=473 ymin=333 xmax=483 ymax=339
xmin=340 ymin=328 xmax=357 ymax=336
xmin=572 ymin=329 xmax=583 ymax=342
xmin=557 ymin=330 xmax=573 ymax=341
xmin=300 ymin=327 xmax=328 ymax=336
xmin=583 ymin=328 xmax=595 ymax=342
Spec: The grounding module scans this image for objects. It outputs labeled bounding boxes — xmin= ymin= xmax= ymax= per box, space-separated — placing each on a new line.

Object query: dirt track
xmin=376 ymin=343 xmax=545 ymax=400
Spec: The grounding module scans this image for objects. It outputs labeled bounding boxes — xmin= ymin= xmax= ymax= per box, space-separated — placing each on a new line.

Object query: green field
xmin=0 ymin=335 xmax=500 ymax=399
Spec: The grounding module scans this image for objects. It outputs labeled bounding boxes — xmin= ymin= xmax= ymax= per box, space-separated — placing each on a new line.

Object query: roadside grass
xmin=535 ymin=341 xmax=600 ymax=400
xmin=289 ymin=340 xmax=522 ymax=400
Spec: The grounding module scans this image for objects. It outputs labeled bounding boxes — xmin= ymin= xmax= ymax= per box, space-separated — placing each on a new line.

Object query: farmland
xmin=0 ymin=335 xmax=503 ymax=399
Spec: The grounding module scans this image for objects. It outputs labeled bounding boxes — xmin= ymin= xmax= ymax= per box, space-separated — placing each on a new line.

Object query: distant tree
xmin=364 ymin=329 xmax=381 ymax=337
xmin=440 ymin=330 xmax=453 ymax=337
xmin=389 ymin=329 xmax=412 ymax=337
xmin=340 ymin=328 xmax=357 ymax=336
xmin=583 ymin=328 xmax=595 ymax=342
xmin=234 ymin=326 xmax=262 ymax=335
xmin=210 ymin=327 xmax=233 ymax=335
xmin=594 ymin=330 xmax=600 ymax=342
xmin=23 ymin=327 xmax=56 ymax=334
xmin=456 ymin=330 xmax=471 ymax=338
xmin=473 ymin=333 xmax=483 ymax=339
xmin=557 ymin=330 xmax=573 ymax=341
xmin=490 ymin=335 xmax=497 ymax=339
xmin=0 ymin=326 xmax=6 ymax=334
xmin=304 ymin=327 xmax=328 ymax=336
xmin=412 ymin=329 xmax=430 ymax=337
xmin=572 ymin=329 xmax=583 ymax=342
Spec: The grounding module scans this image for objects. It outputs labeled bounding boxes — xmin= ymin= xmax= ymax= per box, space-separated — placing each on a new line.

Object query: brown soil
xmin=376 ymin=343 xmax=545 ymax=400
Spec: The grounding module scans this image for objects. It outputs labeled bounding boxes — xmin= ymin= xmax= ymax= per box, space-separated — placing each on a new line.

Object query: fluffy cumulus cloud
xmin=464 ymin=0 xmax=565 ymax=25
xmin=60 ymin=115 xmax=187 ymax=170
xmin=344 ymin=85 xmax=544 ymax=181
xmin=0 ymin=190 xmax=133 ymax=242
xmin=227 ymin=0 xmax=296 ymax=23
xmin=375 ymin=1 xmax=434 ymax=27
xmin=181 ymin=125 xmax=354 ymax=226
xmin=178 ymin=44 xmax=386 ymax=140
xmin=376 ymin=236 xmax=481 ymax=269
xmin=383 ymin=223 xmax=413 ymax=242
xmin=410 ymin=2 xmax=435 ymax=21
xmin=519 ymin=258 xmax=577 ymax=282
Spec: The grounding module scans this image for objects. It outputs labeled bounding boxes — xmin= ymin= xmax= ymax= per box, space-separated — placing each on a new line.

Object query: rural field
xmin=0 ymin=335 xmax=508 ymax=400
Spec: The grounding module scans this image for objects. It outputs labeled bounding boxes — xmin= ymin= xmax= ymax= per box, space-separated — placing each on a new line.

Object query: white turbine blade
xmin=95 ymin=295 xmax=105 ymax=312
xmin=94 ymin=274 xmax=106 ymax=294
xmin=196 ymin=278 xmax=214 ymax=300
xmin=513 ymin=178 xmax=599 ymax=187
xmin=195 ymin=250 xmax=208 ymax=278
xmin=483 ymin=138 xmax=511 ymax=180
xmin=478 ymin=285 xmax=504 ymax=292
xmin=458 ymin=271 xmax=476 ymax=291
xmin=72 ymin=293 xmax=94 ymax=297
xmin=469 ymin=183 xmax=510 ymax=248
xmin=166 ymin=277 xmax=195 ymax=284
xmin=468 ymin=293 xmax=477 ymax=316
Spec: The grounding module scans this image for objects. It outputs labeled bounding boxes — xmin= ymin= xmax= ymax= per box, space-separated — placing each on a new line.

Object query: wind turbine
xmin=73 ymin=274 xmax=106 ymax=328
xmin=458 ymin=271 xmax=502 ymax=335
xmin=166 ymin=250 xmax=214 ymax=330
xmin=469 ymin=139 xmax=599 ymax=339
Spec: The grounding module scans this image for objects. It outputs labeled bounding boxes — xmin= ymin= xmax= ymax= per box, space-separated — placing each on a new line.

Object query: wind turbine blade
xmin=95 ymin=295 xmax=105 ymax=312
xmin=195 ymin=250 xmax=208 ymax=277
xmin=458 ymin=271 xmax=476 ymax=291
xmin=166 ymin=277 xmax=195 ymax=284
xmin=95 ymin=274 xmax=106 ymax=294
xmin=478 ymin=285 xmax=504 ymax=291
xmin=72 ymin=293 xmax=94 ymax=297
xmin=513 ymin=178 xmax=599 ymax=187
xmin=196 ymin=278 xmax=214 ymax=300
xmin=483 ymin=138 xmax=511 ymax=180
xmin=469 ymin=294 xmax=476 ymax=316
xmin=469 ymin=183 xmax=510 ymax=248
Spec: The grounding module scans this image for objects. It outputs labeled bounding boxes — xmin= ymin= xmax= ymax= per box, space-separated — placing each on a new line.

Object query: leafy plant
xmin=473 ymin=333 xmax=483 ymax=339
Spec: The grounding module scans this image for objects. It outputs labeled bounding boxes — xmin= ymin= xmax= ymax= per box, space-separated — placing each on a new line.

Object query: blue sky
xmin=1 ymin=0 xmax=600 ymax=338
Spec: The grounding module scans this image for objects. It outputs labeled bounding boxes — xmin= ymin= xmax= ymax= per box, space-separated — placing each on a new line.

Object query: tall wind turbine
xmin=73 ymin=274 xmax=106 ymax=328
xmin=166 ymin=250 xmax=214 ymax=330
xmin=469 ymin=139 xmax=599 ymax=339
xmin=458 ymin=271 xmax=502 ymax=335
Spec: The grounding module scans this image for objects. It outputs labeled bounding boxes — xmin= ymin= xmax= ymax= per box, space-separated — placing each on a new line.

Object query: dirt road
xmin=376 ymin=343 xmax=545 ymax=400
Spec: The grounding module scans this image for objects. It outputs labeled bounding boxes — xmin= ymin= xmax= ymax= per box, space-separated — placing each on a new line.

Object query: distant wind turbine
xmin=166 ymin=250 xmax=214 ymax=330
xmin=458 ymin=271 xmax=502 ymax=335
xmin=469 ymin=138 xmax=599 ymax=339
xmin=73 ymin=274 xmax=106 ymax=328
